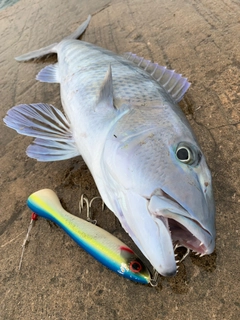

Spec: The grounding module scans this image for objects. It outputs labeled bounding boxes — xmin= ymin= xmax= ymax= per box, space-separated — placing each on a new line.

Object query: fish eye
xmin=129 ymin=260 xmax=142 ymax=273
xmin=176 ymin=146 xmax=191 ymax=163
xmin=175 ymin=143 xmax=202 ymax=166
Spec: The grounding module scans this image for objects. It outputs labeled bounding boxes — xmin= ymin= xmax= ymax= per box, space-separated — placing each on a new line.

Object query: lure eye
xmin=129 ymin=260 xmax=142 ymax=273
xmin=176 ymin=147 xmax=191 ymax=163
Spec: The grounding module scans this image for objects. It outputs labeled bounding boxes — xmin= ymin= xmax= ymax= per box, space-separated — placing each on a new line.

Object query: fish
xmin=3 ymin=15 xmax=216 ymax=276
xmin=27 ymin=189 xmax=151 ymax=284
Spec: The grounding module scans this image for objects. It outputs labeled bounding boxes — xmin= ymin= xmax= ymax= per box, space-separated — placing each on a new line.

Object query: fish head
xmin=102 ymin=108 xmax=215 ymax=276
xmin=148 ymin=138 xmax=216 ymax=255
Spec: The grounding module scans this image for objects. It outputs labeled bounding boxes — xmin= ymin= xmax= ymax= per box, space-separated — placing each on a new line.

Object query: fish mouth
xmin=148 ymin=190 xmax=214 ymax=258
xmin=161 ymin=216 xmax=209 ymax=254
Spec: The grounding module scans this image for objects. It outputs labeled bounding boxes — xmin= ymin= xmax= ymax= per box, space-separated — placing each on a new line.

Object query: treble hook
xmin=79 ymin=194 xmax=105 ymax=224
xmin=174 ymin=243 xmax=190 ymax=263
xmin=79 ymin=194 xmax=89 ymax=215
xmin=89 ymin=196 xmax=105 ymax=212
xmin=149 ymin=268 xmax=159 ymax=287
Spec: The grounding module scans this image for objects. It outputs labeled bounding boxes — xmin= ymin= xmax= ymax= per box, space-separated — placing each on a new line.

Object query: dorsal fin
xmin=124 ymin=52 xmax=190 ymax=103
xmin=96 ymin=65 xmax=114 ymax=110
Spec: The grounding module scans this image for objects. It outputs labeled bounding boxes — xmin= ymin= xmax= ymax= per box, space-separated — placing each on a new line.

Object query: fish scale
xmin=3 ymin=16 xmax=215 ymax=277
xmin=59 ymin=40 xmax=164 ymax=104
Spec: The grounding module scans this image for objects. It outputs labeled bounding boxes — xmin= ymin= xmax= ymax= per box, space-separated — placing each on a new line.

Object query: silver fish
xmin=3 ymin=16 xmax=215 ymax=276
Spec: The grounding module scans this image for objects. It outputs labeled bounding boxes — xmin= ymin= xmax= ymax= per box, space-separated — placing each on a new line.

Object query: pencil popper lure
xmin=22 ymin=189 xmax=151 ymax=284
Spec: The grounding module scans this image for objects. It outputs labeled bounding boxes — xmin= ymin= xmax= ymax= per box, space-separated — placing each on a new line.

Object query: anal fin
xmin=3 ymin=103 xmax=80 ymax=161
xmin=36 ymin=63 xmax=60 ymax=83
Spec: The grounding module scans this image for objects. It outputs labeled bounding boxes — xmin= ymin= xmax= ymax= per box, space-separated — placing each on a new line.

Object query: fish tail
xmin=15 ymin=43 xmax=58 ymax=62
xmin=15 ymin=15 xmax=91 ymax=61
xmin=63 ymin=15 xmax=91 ymax=40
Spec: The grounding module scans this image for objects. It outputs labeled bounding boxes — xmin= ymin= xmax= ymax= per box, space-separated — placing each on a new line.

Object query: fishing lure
xmin=26 ymin=189 xmax=151 ymax=284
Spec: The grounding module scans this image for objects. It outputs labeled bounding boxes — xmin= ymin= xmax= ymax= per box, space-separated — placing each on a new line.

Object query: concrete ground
xmin=0 ymin=0 xmax=239 ymax=319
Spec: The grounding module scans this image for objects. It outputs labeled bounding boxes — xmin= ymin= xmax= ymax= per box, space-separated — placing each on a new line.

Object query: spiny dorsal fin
xmin=124 ymin=52 xmax=190 ymax=103
xmin=96 ymin=65 xmax=114 ymax=110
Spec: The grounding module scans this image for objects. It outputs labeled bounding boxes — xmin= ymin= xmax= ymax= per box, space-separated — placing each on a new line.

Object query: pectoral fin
xmin=3 ymin=103 xmax=80 ymax=161
xmin=27 ymin=138 xmax=79 ymax=161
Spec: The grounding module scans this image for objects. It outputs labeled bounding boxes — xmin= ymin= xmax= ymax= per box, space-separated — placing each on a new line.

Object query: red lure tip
xmin=31 ymin=212 xmax=38 ymax=220
xmin=120 ymin=246 xmax=134 ymax=254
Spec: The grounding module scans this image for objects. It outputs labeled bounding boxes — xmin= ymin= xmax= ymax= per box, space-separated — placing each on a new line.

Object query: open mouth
xmin=168 ymin=218 xmax=207 ymax=255
xmin=148 ymin=189 xmax=213 ymax=258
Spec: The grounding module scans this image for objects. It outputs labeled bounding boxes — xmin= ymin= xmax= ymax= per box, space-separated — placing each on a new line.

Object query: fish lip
xmin=148 ymin=191 xmax=214 ymax=255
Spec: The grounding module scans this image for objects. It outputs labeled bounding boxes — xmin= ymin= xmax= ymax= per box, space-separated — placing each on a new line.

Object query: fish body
xmin=4 ymin=16 xmax=215 ymax=276
xmin=27 ymin=189 xmax=151 ymax=284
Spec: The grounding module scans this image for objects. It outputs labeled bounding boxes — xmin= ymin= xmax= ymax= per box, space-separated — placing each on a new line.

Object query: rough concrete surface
xmin=0 ymin=0 xmax=239 ymax=319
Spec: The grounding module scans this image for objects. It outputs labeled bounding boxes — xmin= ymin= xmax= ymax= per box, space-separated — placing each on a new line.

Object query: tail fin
xmin=15 ymin=15 xmax=91 ymax=62
xmin=15 ymin=43 xmax=58 ymax=62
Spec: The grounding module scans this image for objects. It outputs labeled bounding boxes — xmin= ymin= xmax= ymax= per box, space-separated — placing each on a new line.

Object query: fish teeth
xmin=174 ymin=243 xmax=180 ymax=250
xmin=200 ymin=253 xmax=206 ymax=257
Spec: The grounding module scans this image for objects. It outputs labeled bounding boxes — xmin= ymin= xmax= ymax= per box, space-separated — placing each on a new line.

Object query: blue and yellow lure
xmin=27 ymin=189 xmax=151 ymax=284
